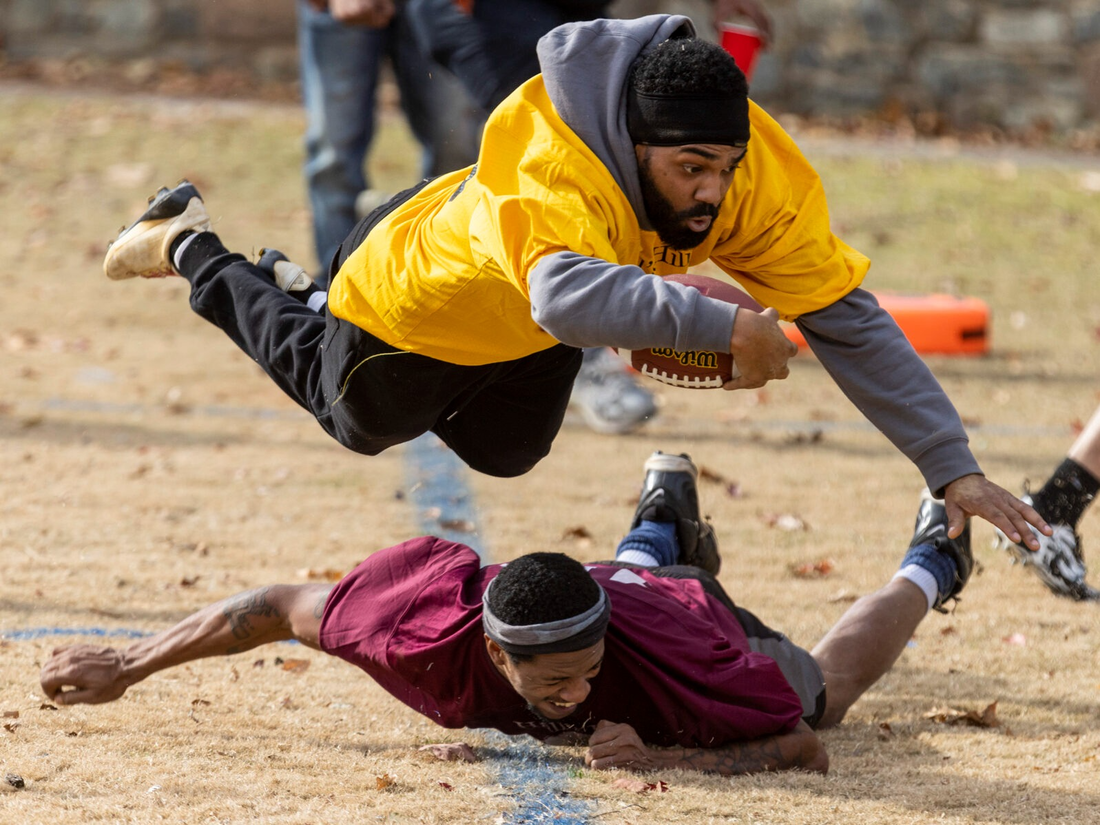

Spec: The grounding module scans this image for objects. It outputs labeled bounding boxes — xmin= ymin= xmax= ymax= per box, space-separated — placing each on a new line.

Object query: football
xmin=619 ymin=274 xmax=762 ymax=389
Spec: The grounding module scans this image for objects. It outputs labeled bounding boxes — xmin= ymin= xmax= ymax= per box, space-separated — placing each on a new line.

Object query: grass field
xmin=1 ymin=85 xmax=1098 ymax=823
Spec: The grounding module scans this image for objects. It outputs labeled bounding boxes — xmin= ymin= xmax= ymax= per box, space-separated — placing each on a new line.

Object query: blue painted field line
xmin=1 ymin=627 xmax=153 ymax=641
xmin=35 ymin=395 xmax=1076 ymax=439
xmin=0 ymin=627 xmax=300 ymax=645
xmin=405 ymin=433 xmax=592 ymax=825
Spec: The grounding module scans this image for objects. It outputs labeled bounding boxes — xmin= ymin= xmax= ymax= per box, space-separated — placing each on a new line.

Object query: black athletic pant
xmin=179 ymin=187 xmax=583 ymax=478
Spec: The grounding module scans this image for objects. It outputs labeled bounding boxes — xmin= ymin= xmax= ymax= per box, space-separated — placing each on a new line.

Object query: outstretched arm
xmin=40 ymin=584 xmax=334 ymax=706
xmin=585 ymin=719 xmax=827 ymax=776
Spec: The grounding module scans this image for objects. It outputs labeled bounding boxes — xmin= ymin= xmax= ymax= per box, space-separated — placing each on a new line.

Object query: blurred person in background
xmin=298 ymin=0 xmax=478 ymax=285
xmin=995 ymin=402 xmax=1100 ymax=601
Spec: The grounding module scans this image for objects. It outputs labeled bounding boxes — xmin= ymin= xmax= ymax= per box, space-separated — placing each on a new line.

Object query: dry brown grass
xmin=1 ymin=85 xmax=1099 ymax=823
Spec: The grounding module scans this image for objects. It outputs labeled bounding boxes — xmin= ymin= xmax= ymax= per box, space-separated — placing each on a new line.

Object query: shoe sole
xmin=643 ymin=452 xmax=697 ymax=477
xmin=995 ymin=527 xmax=1097 ymax=600
xmin=104 ymin=182 xmax=205 ymax=280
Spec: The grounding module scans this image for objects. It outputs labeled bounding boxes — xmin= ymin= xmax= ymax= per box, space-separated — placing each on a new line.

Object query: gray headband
xmin=482 ymin=577 xmax=611 ymax=656
xmin=626 ymin=88 xmax=751 ymax=147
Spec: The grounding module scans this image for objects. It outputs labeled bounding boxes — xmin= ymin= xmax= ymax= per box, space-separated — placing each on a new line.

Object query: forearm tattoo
xmin=223 ymin=587 xmax=280 ymax=650
xmin=679 ymin=736 xmax=789 ymax=776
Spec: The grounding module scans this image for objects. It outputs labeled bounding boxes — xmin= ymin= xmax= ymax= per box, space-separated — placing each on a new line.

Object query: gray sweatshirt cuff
xmin=529 ymin=251 xmax=736 ymax=352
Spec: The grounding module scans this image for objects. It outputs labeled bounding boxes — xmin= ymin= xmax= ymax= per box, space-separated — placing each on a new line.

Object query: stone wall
xmin=4 ymin=0 xmax=1100 ymax=130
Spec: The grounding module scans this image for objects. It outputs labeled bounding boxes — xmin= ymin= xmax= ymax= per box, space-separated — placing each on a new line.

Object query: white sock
xmin=306 ymin=291 xmax=328 ymax=313
xmin=616 ymin=549 xmax=661 ymax=568
xmin=172 ymin=231 xmax=202 ymax=272
xmin=893 ymin=565 xmax=937 ymax=613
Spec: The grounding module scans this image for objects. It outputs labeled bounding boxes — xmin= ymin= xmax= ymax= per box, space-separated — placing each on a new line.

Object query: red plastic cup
xmin=719 ymin=23 xmax=763 ymax=82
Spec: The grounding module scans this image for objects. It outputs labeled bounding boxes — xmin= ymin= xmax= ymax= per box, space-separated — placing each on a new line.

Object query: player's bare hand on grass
xmin=944 ymin=474 xmax=1051 ymax=551
xmin=40 ymin=645 xmax=131 ymax=705
xmin=724 ymin=307 xmax=797 ymax=390
xmin=585 ymin=720 xmax=657 ymax=771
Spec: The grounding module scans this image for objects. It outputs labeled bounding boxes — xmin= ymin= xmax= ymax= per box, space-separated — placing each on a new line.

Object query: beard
xmin=638 ymin=158 xmax=720 ymax=250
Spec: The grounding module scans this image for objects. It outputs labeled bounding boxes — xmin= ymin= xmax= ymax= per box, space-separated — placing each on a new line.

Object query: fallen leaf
xmin=419 ymin=743 xmax=478 ymax=763
xmin=2 ymin=711 xmax=18 ymax=719
xmin=6 ymin=330 xmax=39 ymax=351
xmin=439 ymin=518 xmax=476 ymax=532
xmin=438 ymin=782 xmax=453 ymax=791
xmin=763 ymin=512 xmax=809 ymax=531
xmin=3 ymin=721 xmax=20 ymax=733
xmin=784 ymin=429 xmax=824 ymax=445
xmin=612 ymin=778 xmax=651 ymax=793
xmin=612 ymin=778 xmax=668 ymax=793
xmin=876 ymin=722 xmax=894 ymax=740
xmin=698 ymin=466 xmax=728 ymax=485
xmin=280 ymin=659 xmax=311 ymax=674
xmin=376 ymin=773 xmax=395 ymax=791
xmin=562 ymin=526 xmax=593 ymax=549
xmin=789 ymin=558 xmax=835 ymax=578
xmin=298 ymin=567 xmax=345 ymax=582
xmin=924 ymin=701 xmax=999 ymax=728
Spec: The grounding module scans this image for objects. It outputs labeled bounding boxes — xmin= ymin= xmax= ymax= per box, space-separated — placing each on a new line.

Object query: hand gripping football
xmin=619 ymin=274 xmax=762 ymax=389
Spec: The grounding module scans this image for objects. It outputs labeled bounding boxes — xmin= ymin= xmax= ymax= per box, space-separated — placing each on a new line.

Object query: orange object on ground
xmin=784 ymin=292 xmax=990 ymax=356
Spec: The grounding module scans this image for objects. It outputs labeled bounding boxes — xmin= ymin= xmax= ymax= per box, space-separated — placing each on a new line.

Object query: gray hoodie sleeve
xmin=795 ymin=288 xmax=981 ymax=496
xmin=528 ymin=251 xmax=737 ymax=352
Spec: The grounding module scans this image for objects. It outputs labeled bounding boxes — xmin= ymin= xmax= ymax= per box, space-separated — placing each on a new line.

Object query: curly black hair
xmin=487 ymin=553 xmax=600 ymax=625
xmin=629 ymin=37 xmax=747 ymax=99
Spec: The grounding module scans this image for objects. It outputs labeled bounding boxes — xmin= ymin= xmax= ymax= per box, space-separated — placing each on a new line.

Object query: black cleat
xmin=630 ymin=451 xmax=720 ymax=575
xmin=909 ymin=489 xmax=973 ymax=613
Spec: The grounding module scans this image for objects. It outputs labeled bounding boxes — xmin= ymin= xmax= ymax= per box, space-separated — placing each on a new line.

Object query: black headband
xmin=627 ymin=87 xmax=751 ymax=147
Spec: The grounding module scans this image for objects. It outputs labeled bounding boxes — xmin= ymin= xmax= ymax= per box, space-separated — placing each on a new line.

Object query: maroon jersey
xmin=320 ymin=537 xmax=803 ymax=747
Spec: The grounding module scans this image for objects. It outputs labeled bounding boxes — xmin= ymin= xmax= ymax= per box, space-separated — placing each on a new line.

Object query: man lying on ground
xmin=41 ymin=452 xmax=972 ymax=776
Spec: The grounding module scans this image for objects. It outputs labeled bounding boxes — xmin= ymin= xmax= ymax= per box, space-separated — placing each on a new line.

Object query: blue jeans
xmin=297 ymin=1 xmax=479 ymax=276
xmin=407 ymin=0 xmax=610 ymax=112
